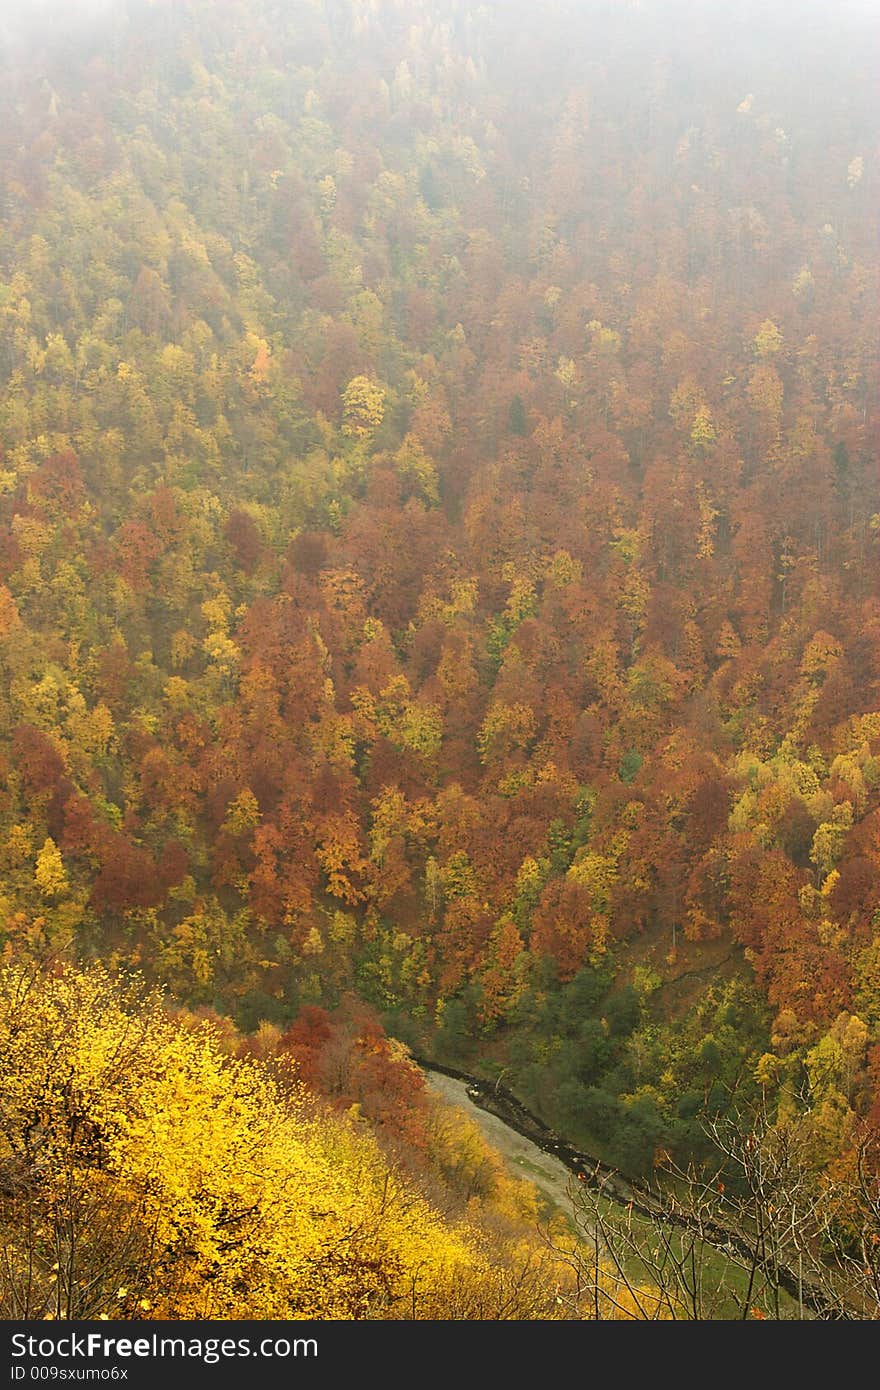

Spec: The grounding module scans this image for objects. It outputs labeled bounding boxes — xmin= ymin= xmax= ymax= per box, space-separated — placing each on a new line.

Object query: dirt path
xmin=425 ymin=1068 xmax=582 ymax=1224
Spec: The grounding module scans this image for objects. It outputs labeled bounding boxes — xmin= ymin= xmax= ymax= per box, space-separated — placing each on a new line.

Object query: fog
xmin=0 ymin=0 xmax=123 ymax=51
xmin=2 ymin=0 xmax=877 ymax=91
xmin=0 ymin=0 xmax=877 ymax=1328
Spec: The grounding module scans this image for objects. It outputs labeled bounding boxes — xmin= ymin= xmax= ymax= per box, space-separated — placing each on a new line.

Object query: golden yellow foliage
xmin=341 ymin=375 xmax=386 ymax=438
xmin=222 ymin=788 xmax=261 ymax=834
xmin=34 ymin=837 xmax=68 ymax=898
xmin=0 ymin=964 xmax=682 ymax=1322
xmin=0 ymin=965 xmax=506 ymax=1318
xmin=690 ymin=405 xmax=717 ymax=447
xmin=753 ymin=318 xmax=783 ymax=357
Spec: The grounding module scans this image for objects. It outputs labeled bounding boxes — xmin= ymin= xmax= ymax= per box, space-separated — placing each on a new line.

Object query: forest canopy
xmin=0 ymin=0 xmax=877 ymax=1319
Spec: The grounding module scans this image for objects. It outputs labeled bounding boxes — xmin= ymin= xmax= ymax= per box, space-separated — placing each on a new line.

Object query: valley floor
xmin=425 ymin=1069 xmax=579 ymax=1222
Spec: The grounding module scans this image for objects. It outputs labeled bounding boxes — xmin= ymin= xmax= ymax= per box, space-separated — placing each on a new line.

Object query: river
xmin=424 ymin=1067 xmax=583 ymax=1222
xmin=421 ymin=1061 xmax=833 ymax=1318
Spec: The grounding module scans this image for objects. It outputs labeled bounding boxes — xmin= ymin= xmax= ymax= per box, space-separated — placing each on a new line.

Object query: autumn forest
xmin=0 ymin=0 xmax=878 ymax=1322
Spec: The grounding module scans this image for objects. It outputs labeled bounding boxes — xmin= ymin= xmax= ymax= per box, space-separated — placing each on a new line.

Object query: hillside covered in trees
xmin=2 ymin=961 xmax=607 ymax=1320
xmin=0 ymin=0 xmax=878 ymax=1317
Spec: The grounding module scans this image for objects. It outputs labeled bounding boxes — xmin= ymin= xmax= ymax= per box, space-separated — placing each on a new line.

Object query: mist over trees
xmin=0 ymin=0 xmax=877 ymax=1319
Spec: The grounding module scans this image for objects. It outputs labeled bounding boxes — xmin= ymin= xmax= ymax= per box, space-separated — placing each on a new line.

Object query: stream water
xmin=424 ymin=1067 xmax=583 ymax=1221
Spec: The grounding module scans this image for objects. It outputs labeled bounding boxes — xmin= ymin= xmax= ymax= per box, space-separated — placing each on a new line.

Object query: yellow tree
xmin=342 ymin=375 xmax=386 ymax=438
xmin=0 ymin=963 xmax=574 ymax=1320
xmin=34 ymin=838 xmax=67 ymax=898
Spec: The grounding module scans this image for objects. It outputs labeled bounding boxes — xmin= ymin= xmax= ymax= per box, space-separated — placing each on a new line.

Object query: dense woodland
xmin=0 ymin=0 xmax=878 ymax=1318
